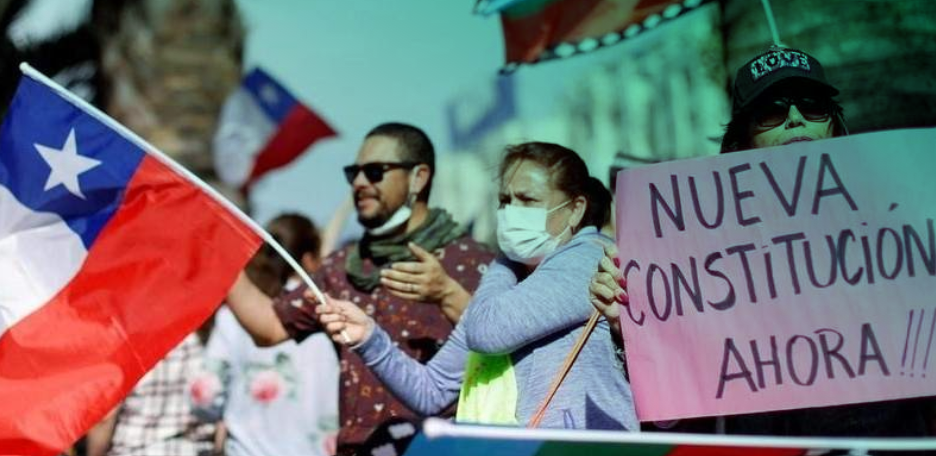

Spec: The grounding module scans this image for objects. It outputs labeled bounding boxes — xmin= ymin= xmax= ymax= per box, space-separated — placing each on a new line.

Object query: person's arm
xmin=213 ymin=422 xmax=227 ymax=456
xmin=356 ymin=322 xmax=465 ymax=415
xmin=190 ymin=309 xmax=236 ymax=422
xmin=463 ymin=237 xmax=602 ymax=355
xmin=436 ymin=279 xmax=471 ymax=323
xmin=85 ymin=407 xmax=118 ymax=456
xmin=380 ymin=242 xmax=471 ymax=323
xmin=317 ymin=298 xmax=465 ymax=415
xmin=226 ymin=271 xmax=290 ymax=346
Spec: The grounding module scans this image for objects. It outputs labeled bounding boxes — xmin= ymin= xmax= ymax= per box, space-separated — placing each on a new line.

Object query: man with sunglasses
xmin=717 ymin=46 xmax=933 ymax=439
xmin=226 ymin=122 xmax=493 ymax=455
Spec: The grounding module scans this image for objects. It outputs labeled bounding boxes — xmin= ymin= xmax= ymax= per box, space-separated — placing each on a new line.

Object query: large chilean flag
xmin=0 ymin=67 xmax=262 ymax=455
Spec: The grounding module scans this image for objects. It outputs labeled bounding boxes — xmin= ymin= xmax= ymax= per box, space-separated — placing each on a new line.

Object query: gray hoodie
xmin=354 ymin=227 xmax=638 ymax=430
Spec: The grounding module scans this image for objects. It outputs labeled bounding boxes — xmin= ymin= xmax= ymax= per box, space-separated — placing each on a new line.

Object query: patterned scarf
xmin=346 ymin=208 xmax=466 ymax=291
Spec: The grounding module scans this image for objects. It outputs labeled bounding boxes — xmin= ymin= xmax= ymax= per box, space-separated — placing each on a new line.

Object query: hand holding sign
xmin=589 ymin=242 xmax=629 ymax=322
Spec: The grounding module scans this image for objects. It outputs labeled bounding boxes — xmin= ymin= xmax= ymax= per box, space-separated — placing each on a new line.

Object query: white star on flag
xmin=35 ymin=128 xmax=101 ymax=199
xmin=260 ymin=84 xmax=280 ymax=106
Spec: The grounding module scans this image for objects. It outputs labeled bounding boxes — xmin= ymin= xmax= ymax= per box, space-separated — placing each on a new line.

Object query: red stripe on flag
xmin=667 ymin=445 xmax=806 ymax=456
xmin=501 ymin=0 xmax=604 ymax=63
xmin=246 ymin=103 xmax=336 ymax=189
xmin=0 ymin=156 xmax=261 ymax=455
xmin=500 ymin=0 xmax=687 ymax=64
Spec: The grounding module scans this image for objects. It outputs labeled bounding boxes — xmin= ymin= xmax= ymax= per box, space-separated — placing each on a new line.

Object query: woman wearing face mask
xmin=316 ymin=142 xmax=638 ymax=430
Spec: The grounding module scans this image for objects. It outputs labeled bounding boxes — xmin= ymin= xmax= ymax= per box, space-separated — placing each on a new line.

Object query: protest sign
xmin=615 ymin=128 xmax=936 ymax=420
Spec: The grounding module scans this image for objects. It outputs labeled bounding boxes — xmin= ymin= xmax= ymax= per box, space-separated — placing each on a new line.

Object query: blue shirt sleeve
xmin=463 ymin=231 xmax=604 ymax=355
xmin=352 ymin=319 xmax=469 ymax=416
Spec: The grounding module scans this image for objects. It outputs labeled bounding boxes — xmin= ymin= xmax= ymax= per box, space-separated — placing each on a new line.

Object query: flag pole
xmin=18 ymin=63 xmax=331 ymax=308
xmin=758 ymin=0 xmax=783 ymax=47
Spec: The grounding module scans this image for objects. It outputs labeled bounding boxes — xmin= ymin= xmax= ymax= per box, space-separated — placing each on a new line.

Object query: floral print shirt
xmin=273 ymin=235 xmax=493 ymax=452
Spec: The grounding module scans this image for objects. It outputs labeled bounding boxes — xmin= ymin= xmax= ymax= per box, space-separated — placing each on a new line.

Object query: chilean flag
xmin=0 ymin=67 xmax=262 ymax=455
xmin=213 ymin=68 xmax=337 ymax=192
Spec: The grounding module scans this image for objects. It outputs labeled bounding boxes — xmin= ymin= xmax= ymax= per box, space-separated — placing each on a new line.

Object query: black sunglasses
xmin=752 ymin=97 xmax=833 ymax=128
xmin=343 ymin=161 xmax=419 ymax=184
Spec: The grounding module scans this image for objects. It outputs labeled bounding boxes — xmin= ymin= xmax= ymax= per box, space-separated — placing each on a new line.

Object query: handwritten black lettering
xmin=650 ymin=175 xmax=684 ymax=238
xmin=729 ymin=164 xmax=761 ymax=227
xmin=704 ymin=252 xmax=736 ymax=311
xmin=689 ymin=172 xmax=726 ymax=229
xmin=904 ymin=219 xmax=935 ymax=277
xmin=647 ymin=264 xmax=672 ymax=321
xmin=672 ymin=258 xmax=704 ymax=316
xmin=716 ymin=338 xmax=757 ymax=398
xmin=858 ymin=323 xmax=889 ymax=376
xmin=811 ymin=153 xmax=858 ymax=215
xmin=623 ymin=260 xmax=645 ymax=326
xmin=760 ymin=156 xmax=807 ymax=217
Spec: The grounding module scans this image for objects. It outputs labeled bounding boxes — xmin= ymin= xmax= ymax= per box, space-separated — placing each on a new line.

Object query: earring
xmin=407 ymin=174 xmax=417 ymax=205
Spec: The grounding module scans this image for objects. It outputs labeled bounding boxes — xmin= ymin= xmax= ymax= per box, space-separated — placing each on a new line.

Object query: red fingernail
xmin=616 ymin=292 xmax=628 ymax=305
xmin=618 ymin=277 xmax=626 ymax=288
xmin=613 ymin=257 xmax=620 ymax=268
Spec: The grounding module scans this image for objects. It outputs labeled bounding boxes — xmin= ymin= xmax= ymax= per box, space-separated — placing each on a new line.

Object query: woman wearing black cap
xmin=720 ymin=46 xmax=847 ymax=153
xmin=589 ymin=46 xmax=934 ymax=440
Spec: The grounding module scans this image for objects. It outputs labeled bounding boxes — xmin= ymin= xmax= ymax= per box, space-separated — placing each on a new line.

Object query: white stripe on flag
xmin=0 ymin=186 xmax=86 ymax=334
xmin=213 ymin=87 xmax=277 ymax=187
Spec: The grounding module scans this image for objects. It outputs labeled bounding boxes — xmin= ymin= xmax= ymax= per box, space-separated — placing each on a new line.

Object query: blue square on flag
xmin=1 ymin=77 xmax=144 ymax=247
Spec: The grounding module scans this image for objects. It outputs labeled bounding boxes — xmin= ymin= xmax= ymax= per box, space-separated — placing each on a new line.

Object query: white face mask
xmin=366 ymin=171 xmax=417 ymax=237
xmin=367 ymin=204 xmax=412 ymax=236
xmin=496 ymin=200 xmax=571 ymax=266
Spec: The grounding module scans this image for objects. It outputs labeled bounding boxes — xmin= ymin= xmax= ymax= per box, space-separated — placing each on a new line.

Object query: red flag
xmin=0 ymin=66 xmax=262 ymax=455
xmin=487 ymin=0 xmax=712 ymax=70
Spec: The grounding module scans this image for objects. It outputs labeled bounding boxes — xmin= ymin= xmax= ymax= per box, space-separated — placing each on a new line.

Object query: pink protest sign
xmin=615 ymin=128 xmax=936 ymax=421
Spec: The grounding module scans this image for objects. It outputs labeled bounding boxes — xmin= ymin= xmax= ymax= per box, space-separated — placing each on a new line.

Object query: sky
xmin=234 ymin=1 xmax=506 ymax=231
xmin=233 ymin=0 xmax=713 ymax=235
xmin=5 ymin=0 xmax=725 ymax=241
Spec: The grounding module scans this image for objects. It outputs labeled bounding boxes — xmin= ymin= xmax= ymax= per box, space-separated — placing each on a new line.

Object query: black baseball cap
xmin=731 ymin=46 xmax=839 ymax=115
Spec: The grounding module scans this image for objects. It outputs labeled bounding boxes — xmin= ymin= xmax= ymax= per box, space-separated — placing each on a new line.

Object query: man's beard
xmin=360 ymin=201 xmax=412 ymax=236
xmin=358 ymin=210 xmax=389 ymax=229
xmin=355 ymin=189 xmax=390 ymax=229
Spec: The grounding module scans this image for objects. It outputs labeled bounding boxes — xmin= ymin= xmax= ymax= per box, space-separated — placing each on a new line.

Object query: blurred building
xmin=724 ymin=0 xmax=936 ymax=135
xmin=438 ymin=1 xmax=936 ymax=243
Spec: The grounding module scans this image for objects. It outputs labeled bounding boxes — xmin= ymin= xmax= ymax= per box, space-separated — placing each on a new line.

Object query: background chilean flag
xmin=0 ymin=70 xmax=261 ymax=455
xmin=213 ymin=67 xmax=337 ymax=192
